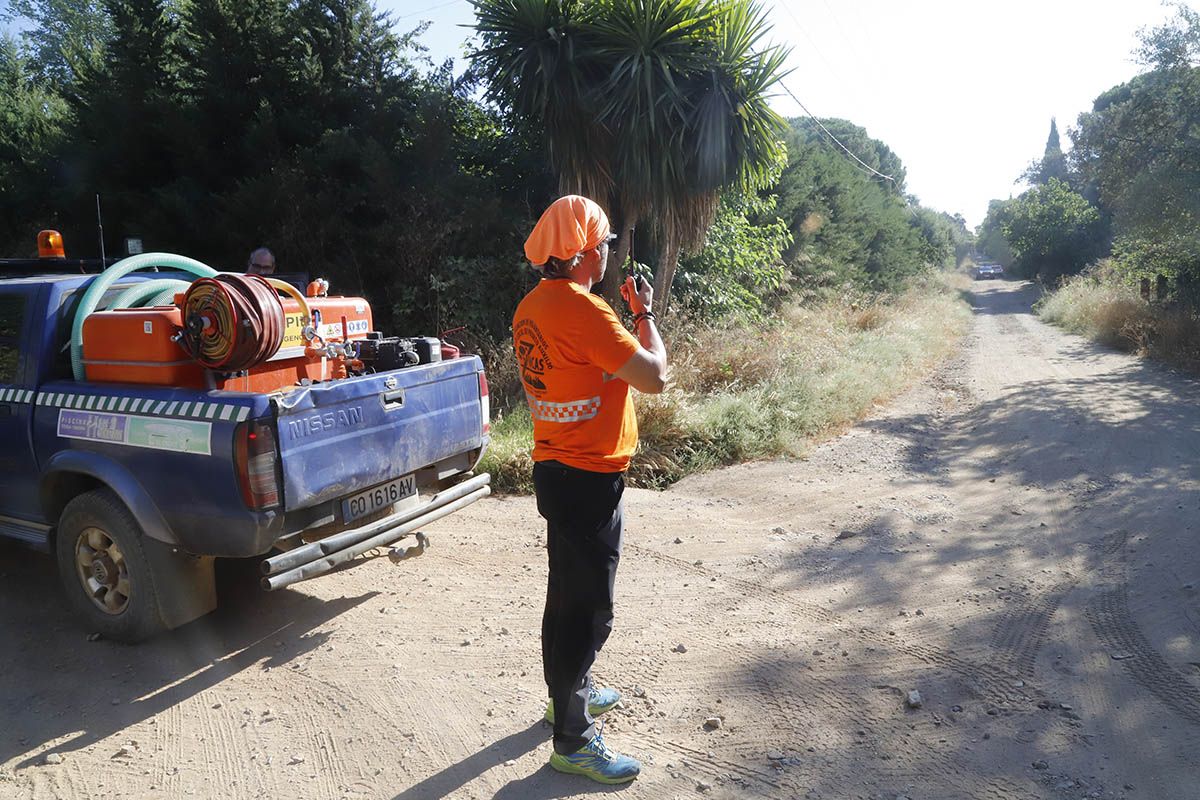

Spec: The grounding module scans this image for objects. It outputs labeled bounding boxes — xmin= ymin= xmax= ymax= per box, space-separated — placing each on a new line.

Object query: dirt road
xmin=3 ymin=279 xmax=1200 ymax=800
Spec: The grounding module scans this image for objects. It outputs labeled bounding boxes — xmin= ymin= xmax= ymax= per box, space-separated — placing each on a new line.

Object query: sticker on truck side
xmin=280 ymin=315 xmax=370 ymax=349
xmin=57 ymin=409 xmax=213 ymax=455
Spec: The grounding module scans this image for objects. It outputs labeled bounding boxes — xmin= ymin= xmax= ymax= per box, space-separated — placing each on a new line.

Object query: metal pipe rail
xmin=261 ymin=473 xmax=492 ymax=577
xmin=262 ymin=478 xmax=491 ymax=592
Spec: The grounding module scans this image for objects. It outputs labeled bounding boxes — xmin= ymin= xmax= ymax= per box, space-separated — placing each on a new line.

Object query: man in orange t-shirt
xmin=513 ymin=195 xmax=667 ymax=784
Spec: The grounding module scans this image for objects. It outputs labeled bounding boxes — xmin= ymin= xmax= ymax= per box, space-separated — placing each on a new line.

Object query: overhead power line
xmin=397 ymin=0 xmax=464 ymax=21
xmin=779 ymin=82 xmax=920 ymax=219
xmin=774 ymin=1 xmax=857 ymax=101
xmin=779 ymin=82 xmax=896 ymax=184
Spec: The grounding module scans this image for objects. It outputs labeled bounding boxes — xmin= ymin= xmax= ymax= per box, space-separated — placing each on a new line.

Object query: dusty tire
xmin=55 ymin=488 xmax=167 ymax=643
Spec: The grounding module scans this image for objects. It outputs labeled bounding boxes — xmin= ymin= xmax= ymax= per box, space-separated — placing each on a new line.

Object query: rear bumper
xmin=165 ymin=451 xmax=489 ymax=559
xmin=260 ymin=472 xmax=491 ymax=590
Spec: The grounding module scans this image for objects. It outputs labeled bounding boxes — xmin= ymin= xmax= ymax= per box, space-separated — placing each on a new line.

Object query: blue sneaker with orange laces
xmin=548 ymin=729 xmax=641 ymax=784
xmin=544 ymin=686 xmax=621 ymax=725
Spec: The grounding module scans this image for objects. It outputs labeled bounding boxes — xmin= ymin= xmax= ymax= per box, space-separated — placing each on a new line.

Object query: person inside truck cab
xmin=246 ymin=247 xmax=276 ymax=275
xmin=512 ymin=194 xmax=668 ymax=784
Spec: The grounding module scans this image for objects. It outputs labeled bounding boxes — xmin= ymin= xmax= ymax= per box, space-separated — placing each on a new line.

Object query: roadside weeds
xmin=1036 ymin=271 xmax=1200 ymax=374
xmin=482 ymin=275 xmax=971 ymax=493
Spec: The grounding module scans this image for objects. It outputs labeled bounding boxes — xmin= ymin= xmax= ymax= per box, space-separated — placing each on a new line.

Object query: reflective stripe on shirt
xmin=527 ymin=394 xmax=602 ymax=423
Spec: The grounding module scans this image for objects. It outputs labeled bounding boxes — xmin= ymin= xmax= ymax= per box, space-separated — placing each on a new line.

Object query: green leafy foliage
xmin=1109 ymin=233 xmax=1200 ymax=305
xmin=0 ymin=0 xmax=553 ymax=342
xmin=3 ymin=0 xmax=962 ymax=347
xmin=674 ymin=192 xmax=791 ymax=318
xmin=1021 ymin=118 xmax=1070 ymax=187
xmin=975 ymin=199 xmax=1016 ymax=268
xmin=1069 ymin=5 xmax=1200 ymax=296
xmin=0 ymin=34 xmax=70 ymax=251
xmin=1001 ymin=179 xmax=1103 ymax=283
xmin=982 ymin=4 xmax=1200 ymax=297
xmin=1040 ymin=119 xmax=1069 ymax=185
xmin=773 ymin=117 xmax=953 ymax=293
xmin=469 ymin=0 xmax=791 ymax=311
xmin=62 ymin=0 xmax=184 ymax=243
xmin=0 ymin=0 xmax=112 ymax=87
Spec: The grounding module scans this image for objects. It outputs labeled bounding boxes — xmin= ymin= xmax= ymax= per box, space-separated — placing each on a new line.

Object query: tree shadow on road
xmin=708 ymin=283 xmax=1200 ymax=796
xmin=615 ymin=280 xmax=1200 ymax=797
xmin=0 ymin=546 xmax=376 ymax=770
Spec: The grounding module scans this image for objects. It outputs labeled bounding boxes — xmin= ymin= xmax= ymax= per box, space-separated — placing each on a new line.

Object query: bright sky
xmin=392 ymin=0 xmax=1193 ymax=229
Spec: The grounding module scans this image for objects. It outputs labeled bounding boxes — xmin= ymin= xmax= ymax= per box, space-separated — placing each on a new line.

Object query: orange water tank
xmin=82 ymin=306 xmax=205 ymax=387
xmin=82 ymin=296 xmax=374 ymax=391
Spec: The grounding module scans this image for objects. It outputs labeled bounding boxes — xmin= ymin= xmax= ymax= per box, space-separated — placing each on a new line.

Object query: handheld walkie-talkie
xmin=626 ymin=227 xmax=648 ymax=291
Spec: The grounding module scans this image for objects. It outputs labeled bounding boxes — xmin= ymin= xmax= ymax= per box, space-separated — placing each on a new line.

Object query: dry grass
xmin=850 ymin=302 xmax=889 ymax=331
xmin=1151 ymin=312 xmax=1200 ymax=367
xmin=480 ymin=274 xmax=971 ymax=493
xmin=475 ymin=338 xmax=524 ymax=413
xmin=1036 ymin=275 xmax=1151 ymax=348
xmin=1037 ymin=270 xmax=1200 ymax=370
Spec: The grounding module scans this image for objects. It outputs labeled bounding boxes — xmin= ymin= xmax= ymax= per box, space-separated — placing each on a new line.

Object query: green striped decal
xmin=24 ymin=389 xmax=252 ymax=423
xmin=0 ymin=388 xmax=34 ymax=403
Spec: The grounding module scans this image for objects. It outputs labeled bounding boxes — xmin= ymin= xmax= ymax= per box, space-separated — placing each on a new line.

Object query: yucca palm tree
xmin=471 ymin=0 xmax=788 ymax=314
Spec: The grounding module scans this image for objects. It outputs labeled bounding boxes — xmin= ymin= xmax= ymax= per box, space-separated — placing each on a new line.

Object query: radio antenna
xmin=95 ymin=194 xmax=106 ymax=266
xmin=626 ymin=226 xmax=636 ymax=284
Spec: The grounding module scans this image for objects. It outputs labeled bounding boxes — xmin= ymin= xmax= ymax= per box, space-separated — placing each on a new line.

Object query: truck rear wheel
xmin=55 ymin=488 xmax=167 ymax=643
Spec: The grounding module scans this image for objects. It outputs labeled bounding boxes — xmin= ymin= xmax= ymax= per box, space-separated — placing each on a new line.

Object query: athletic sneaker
xmin=544 ymin=686 xmax=621 ymax=725
xmin=548 ymin=730 xmax=641 ymax=784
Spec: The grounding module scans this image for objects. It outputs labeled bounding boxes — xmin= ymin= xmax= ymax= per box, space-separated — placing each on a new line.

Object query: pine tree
xmin=1038 ymin=118 xmax=1069 ymax=185
xmin=66 ymin=0 xmax=183 ymax=253
xmin=0 ymin=0 xmax=113 ymax=88
xmin=0 ymin=34 xmax=70 ymax=252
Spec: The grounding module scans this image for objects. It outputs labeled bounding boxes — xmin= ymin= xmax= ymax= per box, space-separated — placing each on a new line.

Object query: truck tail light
xmin=479 ymin=370 xmax=490 ymax=436
xmin=235 ymin=418 xmax=282 ymax=510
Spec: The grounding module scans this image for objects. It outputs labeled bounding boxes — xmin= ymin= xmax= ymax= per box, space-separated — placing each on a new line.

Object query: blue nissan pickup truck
xmin=0 ymin=253 xmax=491 ymax=642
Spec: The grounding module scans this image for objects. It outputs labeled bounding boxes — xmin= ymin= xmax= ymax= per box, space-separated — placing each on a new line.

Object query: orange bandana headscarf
xmin=524 ymin=195 xmax=612 ymax=267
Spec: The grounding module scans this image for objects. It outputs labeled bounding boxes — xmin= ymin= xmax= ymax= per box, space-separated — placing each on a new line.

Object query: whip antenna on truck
xmin=625 ymin=226 xmax=645 ymax=291
xmin=95 ymin=194 xmax=106 ymax=267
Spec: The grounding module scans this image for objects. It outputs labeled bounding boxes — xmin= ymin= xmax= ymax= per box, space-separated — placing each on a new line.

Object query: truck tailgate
xmin=273 ymin=356 xmax=484 ymax=510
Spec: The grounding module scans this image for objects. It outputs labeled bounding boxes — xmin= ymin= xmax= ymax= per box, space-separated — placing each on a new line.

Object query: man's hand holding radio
xmin=620 ymin=274 xmax=653 ymax=317
xmin=612 ymin=271 xmax=666 ymax=393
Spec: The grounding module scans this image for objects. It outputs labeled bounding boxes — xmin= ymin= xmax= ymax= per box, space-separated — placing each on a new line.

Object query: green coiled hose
xmin=71 ymin=253 xmax=217 ymax=381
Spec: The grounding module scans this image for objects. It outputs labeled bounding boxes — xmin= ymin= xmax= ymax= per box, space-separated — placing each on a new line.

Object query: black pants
xmin=533 ymin=460 xmax=624 ymax=754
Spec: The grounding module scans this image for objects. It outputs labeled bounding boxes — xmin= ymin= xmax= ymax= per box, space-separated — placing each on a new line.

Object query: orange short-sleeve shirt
xmin=513 ymin=280 xmax=641 ymax=473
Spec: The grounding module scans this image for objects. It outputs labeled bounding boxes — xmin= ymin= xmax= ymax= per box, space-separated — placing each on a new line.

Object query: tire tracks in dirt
xmin=197 ymin=699 xmax=247 ymax=797
xmin=989 ymin=578 xmax=1077 ymax=678
xmin=622 ymin=542 xmax=1047 ymax=799
xmin=627 ymin=542 xmax=1038 ymax=707
xmin=985 ymin=492 xmax=1083 ymax=679
xmin=640 ymin=738 xmax=783 ymax=796
xmin=158 ymin=700 xmax=186 ymax=797
xmin=1085 ymin=530 xmax=1200 ymax=726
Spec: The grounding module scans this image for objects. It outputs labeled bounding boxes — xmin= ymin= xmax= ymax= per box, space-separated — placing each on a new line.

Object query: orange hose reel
xmin=82 ymin=280 xmax=373 ymax=391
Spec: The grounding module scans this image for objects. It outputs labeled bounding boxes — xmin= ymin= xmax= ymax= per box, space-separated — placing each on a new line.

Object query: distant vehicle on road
xmin=973 ymin=263 xmax=1004 ymax=280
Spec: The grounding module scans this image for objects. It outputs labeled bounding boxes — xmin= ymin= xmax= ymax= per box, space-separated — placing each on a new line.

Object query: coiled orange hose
xmin=181 ymin=274 xmax=285 ymax=370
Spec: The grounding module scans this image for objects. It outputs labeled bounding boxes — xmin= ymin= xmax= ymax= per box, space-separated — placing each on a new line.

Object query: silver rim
xmin=74 ymin=527 xmax=131 ymax=615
